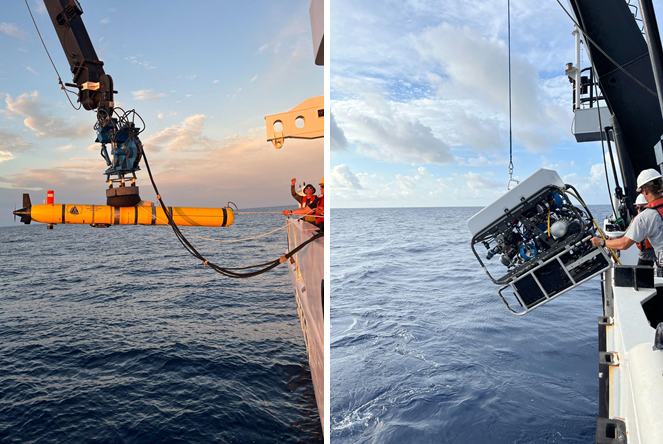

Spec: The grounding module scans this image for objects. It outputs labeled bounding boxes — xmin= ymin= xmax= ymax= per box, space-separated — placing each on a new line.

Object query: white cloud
xmin=562 ymin=162 xmax=614 ymax=204
xmin=0 ymin=129 xmax=33 ymax=154
xmin=0 ymin=23 xmax=30 ymax=41
xmin=157 ymin=113 xmax=164 ymax=119
xmin=187 ymin=74 xmax=197 ymax=81
xmin=213 ymin=80 xmax=220 ymax=84
xmin=131 ymin=89 xmax=165 ymax=101
xmin=328 ymin=163 xmax=518 ymax=207
xmin=331 ymin=166 xmax=458 ymax=206
xmin=250 ymin=75 xmax=258 ymax=83
xmin=456 ymin=154 xmax=509 ymax=167
xmin=333 ymin=93 xmax=454 ymax=164
xmin=330 ymin=164 xmax=363 ymax=190
xmin=33 ymin=1 xmax=46 ymax=14
xmin=0 ymin=150 xmax=15 ymax=163
xmin=101 ymin=17 xmax=111 ymax=24
xmin=125 ymin=55 xmax=155 ymax=70
xmin=330 ymin=112 xmax=348 ymax=152
xmin=57 ymin=144 xmax=75 ymax=151
xmin=145 ymin=114 xmax=209 ymax=152
xmin=231 ymin=87 xmax=242 ymax=100
xmin=415 ymin=22 xmax=570 ymax=153
xmin=453 ymin=171 xmax=505 ymax=198
xmin=26 ymin=66 xmax=38 ymax=75
xmin=2 ymin=91 xmax=88 ymax=139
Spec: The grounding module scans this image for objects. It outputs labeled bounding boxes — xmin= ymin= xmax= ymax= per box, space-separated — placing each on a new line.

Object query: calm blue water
xmin=0 ymin=208 xmax=321 ymax=443
xmin=330 ymin=206 xmax=612 ymax=443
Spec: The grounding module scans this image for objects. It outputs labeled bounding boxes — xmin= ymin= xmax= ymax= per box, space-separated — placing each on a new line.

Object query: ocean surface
xmin=330 ymin=205 xmax=612 ymax=443
xmin=0 ymin=207 xmax=321 ymax=443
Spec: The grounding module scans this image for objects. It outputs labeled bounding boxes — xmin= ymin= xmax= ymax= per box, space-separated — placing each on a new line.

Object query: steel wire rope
xmin=137 ymin=204 xmax=302 ymax=243
xmin=24 ymin=0 xmax=82 ymax=110
xmin=507 ymin=0 xmax=517 ymax=188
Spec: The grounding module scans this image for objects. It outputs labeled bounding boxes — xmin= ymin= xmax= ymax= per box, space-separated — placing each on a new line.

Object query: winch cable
xmin=138 ymin=204 xmax=299 ymax=243
xmin=506 ymin=0 xmax=518 ymax=189
xmin=139 ymin=143 xmax=323 ymax=278
xmin=556 ymin=0 xmax=658 ymax=98
xmin=24 ymin=0 xmax=81 ymax=110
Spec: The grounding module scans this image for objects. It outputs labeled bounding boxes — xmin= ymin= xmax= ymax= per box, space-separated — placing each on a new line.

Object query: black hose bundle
xmin=139 ymin=142 xmax=323 ymax=278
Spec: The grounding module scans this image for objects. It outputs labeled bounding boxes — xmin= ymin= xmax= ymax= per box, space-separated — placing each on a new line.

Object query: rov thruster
xmin=468 ymin=169 xmax=612 ymax=315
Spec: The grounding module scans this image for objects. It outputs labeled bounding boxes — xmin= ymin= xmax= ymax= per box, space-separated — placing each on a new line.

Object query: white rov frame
xmin=498 ymin=235 xmax=612 ymax=315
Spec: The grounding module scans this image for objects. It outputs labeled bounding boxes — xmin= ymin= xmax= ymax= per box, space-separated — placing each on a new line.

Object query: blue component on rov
xmin=551 ymin=192 xmax=563 ymax=209
xmin=519 ymin=243 xmax=537 ymax=260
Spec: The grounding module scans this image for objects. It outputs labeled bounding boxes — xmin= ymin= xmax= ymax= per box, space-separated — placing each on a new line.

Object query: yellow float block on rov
xmin=29 ymin=203 xmax=234 ymax=227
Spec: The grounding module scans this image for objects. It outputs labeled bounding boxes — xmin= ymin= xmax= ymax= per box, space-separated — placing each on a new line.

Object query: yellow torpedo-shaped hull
xmin=29 ymin=203 xmax=234 ymax=227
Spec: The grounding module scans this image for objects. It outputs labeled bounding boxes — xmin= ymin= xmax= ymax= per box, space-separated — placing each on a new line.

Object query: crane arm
xmin=42 ymin=0 xmax=115 ymax=114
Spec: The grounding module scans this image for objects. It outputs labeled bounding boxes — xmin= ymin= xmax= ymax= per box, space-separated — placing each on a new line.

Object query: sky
xmin=329 ymin=0 xmax=663 ymax=209
xmin=0 ymin=0 xmax=323 ymax=226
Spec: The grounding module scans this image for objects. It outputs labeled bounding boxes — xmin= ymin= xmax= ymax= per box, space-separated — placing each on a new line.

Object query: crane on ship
xmin=43 ymin=0 xmax=143 ymax=207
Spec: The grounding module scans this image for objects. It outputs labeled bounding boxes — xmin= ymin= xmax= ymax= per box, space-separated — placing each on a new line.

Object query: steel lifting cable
xmin=24 ymin=0 xmax=81 ymax=110
xmin=138 ymin=142 xmax=323 ymax=278
xmin=506 ymin=0 xmax=519 ymax=190
xmin=138 ymin=204 xmax=291 ymax=243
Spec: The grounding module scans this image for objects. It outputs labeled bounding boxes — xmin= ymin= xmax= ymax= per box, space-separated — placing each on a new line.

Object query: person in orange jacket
xmin=283 ymin=177 xmax=324 ymax=230
xmin=290 ymin=178 xmax=317 ymax=223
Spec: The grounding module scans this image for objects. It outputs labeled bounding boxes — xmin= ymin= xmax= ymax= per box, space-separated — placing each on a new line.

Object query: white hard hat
xmin=636 ymin=168 xmax=663 ymax=192
xmin=636 ymin=193 xmax=648 ymax=205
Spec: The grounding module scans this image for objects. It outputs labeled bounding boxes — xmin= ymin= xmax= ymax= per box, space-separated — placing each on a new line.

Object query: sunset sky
xmin=0 ymin=1 xmax=323 ymax=226
xmin=330 ymin=0 xmax=663 ymax=208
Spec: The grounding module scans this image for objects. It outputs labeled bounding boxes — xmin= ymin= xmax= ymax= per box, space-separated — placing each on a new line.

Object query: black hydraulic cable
xmin=138 ymin=140 xmax=322 ymax=278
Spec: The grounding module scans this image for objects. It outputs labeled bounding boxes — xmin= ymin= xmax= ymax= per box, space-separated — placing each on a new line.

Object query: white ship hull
xmin=598 ymin=236 xmax=663 ymax=443
xmin=285 ymin=219 xmax=324 ymax=429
